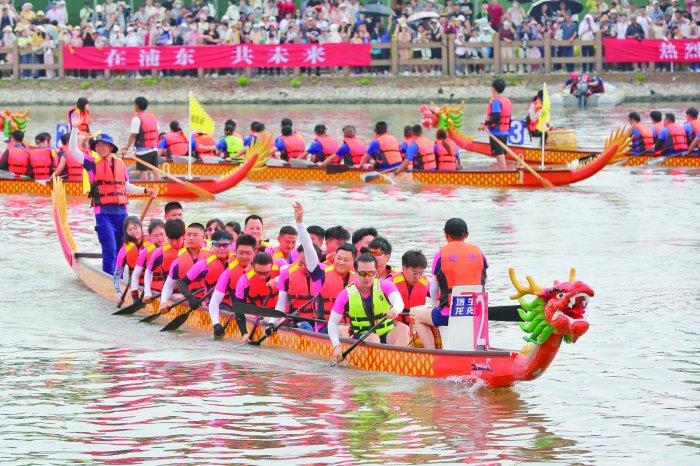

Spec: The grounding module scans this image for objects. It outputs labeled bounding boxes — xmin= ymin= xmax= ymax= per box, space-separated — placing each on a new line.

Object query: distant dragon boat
xmin=52 ymin=178 xmax=595 ymax=388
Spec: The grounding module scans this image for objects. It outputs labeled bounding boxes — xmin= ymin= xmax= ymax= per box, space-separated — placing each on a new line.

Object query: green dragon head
xmin=509 ymin=268 xmax=593 ymax=345
xmin=418 ymin=103 xmax=464 ymax=132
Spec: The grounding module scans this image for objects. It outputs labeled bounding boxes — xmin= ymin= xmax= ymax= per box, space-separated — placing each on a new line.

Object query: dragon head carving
xmin=418 ymin=103 xmax=464 ymax=131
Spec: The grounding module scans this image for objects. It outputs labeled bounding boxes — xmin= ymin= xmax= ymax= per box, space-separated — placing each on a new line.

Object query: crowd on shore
xmin=0 ymin=0 xmax=698 ymax=79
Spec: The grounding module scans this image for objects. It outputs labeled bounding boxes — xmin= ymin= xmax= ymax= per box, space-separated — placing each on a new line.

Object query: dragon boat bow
xmin=51 ymin=179 xmax=595 ymax=388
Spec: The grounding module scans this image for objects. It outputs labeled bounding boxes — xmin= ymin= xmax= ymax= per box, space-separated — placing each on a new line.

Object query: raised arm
xmin=293 ymin=201 xmax=320 ymax=273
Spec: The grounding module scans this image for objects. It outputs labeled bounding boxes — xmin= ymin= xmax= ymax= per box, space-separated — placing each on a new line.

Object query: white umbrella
xmin=407 ymin=11 xmax=439 ymax=23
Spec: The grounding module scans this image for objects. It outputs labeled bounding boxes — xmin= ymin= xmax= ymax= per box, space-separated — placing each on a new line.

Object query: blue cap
xmin=89 ymin=133 xmax=118 ymax=153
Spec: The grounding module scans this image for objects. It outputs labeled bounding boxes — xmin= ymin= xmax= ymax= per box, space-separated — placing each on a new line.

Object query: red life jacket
xmin=439 ymin=241 xmax=485 ymax=305
xmin=435 ymin=139 xmax=459 ymax=171
xmin=61 ymin=144 xmax=84 ymax=181
xmin=138 ymin=243 xmax=158 ymax=286
xmin=317 ymin=266 xmax=355 ymax=320
xmin=202 ymin=253 xmax=230 ymax=289
xmin=242 ymin=268 xmax=278 ymax=308
xmin=29 ymin=147 xmax=54 ymax=180
xmin=280 ymin=134 xmax=306 ymax=159
xmin=527 ymin=99 xmax=542 ymax=132
xmin=413 ymin=136 xmax=436 ymax=171
xmin=392 ymin=273 xmax=429 ymax=311
xmin=667 ymin=123 xmax=688 ymax=152
xmin=486 ymin=95 xmax=513 ymax=133
xmin=136 ymin=111 xmax=159 ymax=149
xmin=632 ymin=122 xmax=654 ymax=152
xmin=343 ymin=137 xmax=366 ymax=165
xmin=7 ymin=144 xmax=31 ymax=177
xmin=286 ymin=262 xmax=314 ymax=316
xmin=67 ymin=106 xmax=90 ymax=133
xmin=316 ymin=135 xmax=340 ymax=163
xmin=226 ymin=259 xmax=248 ymax=294
xmin=90 ymin=158 xmax=128 ymax=206
xmin=687 ymin=119 xmax=700 ymax=142
xmin=194 ymin=133 xmax=216 ymax=156
xmin=124 ymin=242 xmax=141 ymax=270
xmin=164 ymin=131 xmax=189 ymax=156
xmin=176 ymin=247 xmax=208 ymax=279
xmin=151 ymin=243 xmax=179 ymax=291
xmin=376 ymin=134 xmax=403 ymax=165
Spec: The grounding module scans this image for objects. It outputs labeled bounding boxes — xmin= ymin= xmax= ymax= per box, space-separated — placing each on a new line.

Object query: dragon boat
xmin=52 ymin=178 xmax=594 ymax=388
xmin=0 ymin=139 xmax=267 ymax=198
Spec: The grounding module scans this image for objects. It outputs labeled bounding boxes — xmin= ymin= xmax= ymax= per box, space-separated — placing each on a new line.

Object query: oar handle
xmin=486 ymin=130 xmax=554 ymax=188
xmin=139 ymin=197 xmax=154 ymax=222
xmin=340 ymin=318 xmax=389 ymax=361
xmin=250 ymin=298 xmax=316 ymax=345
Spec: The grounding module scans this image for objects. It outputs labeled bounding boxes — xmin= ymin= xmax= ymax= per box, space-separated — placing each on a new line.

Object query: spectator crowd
xmin=0 ymin=0 xmax=697 ymax=78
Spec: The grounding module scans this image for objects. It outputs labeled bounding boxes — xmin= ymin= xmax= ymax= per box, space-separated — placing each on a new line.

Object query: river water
xmin=0 ymin=103 xmax=698 ymax=464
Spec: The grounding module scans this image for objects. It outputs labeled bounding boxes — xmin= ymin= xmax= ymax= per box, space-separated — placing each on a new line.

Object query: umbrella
xmin=528 ymin=0 xmax=583 ymax=19
xmin=359 ymin=3 xmax=397 ymax=17
xmin=406 ymin=11 xmax=439 ymax=23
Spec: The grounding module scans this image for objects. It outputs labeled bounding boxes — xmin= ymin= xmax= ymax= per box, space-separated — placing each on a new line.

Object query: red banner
xmin=604 ymin=38 xmax=700 ymax=63
xmin=63 ymin=43 xmax=371 ymax=70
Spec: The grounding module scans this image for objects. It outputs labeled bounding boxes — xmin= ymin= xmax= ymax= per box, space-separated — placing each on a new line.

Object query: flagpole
xmin=188 ymin=90 xmax=192 ymax=180
xmin=540 ymin=130 xmax=545 ymax=170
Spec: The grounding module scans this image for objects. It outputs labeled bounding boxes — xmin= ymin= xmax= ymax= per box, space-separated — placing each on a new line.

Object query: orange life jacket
xmin=164 ymin=131 xmax=189 ymax=156
xmin=242 ymin=268 xmax=278 ymax=308
xmin=138 ymin=242 xmax=158 ymax=286
xmin=7 ymin=144 xmax=31 ymax=177
xmin=29 ymin=147 xmax=54 ymax=180
xmin=632 ymin=122 xmax=654 ymax=152
xmin=151 ymin=243 xmax=178 ymax=291
xmin=280 ymin=134 xmax=306 ymax=159
xmin=527 ymin=99 xmax=542 ymax=132
xmin=439 ymin=241 xmax=485 ymax=305
xmin=286 ymin=262 xmax=314 ymax=316
xmin=62 ymin=144 xmax=84 ymax=181
xmin=413 ymin=136 xmax=436 ymax=171
xmin=176 ymin=247 xmax=208 ymax=279
xmin=202 ymin=253 xmax=230 ymax=289
xmin=316 ymin=135 xmax=340 ymax=163
xmin=486 ymin=95 xmax=513 ymax=133
xmin=392 ymin=273 xmax=429 ymax=311
xmin=90 ymin=158 xmax=128 ymax=206
xmin=343 ymin=137 xmax=367 ymax=165
xmin=124 ymin=242 xmax=141 ymax=270
xmin=194 ymin=133 xmax=216 ymax=156
xmin=67 ymin=106 xmax=90 ymax=133
xmin=435 ymin=139 xmax=459 ymax=171
xmin=136 ymin=111 xmax=159 ymax=149
xmin=226 ymin=259 xmax=249 ymax=295
xmin=666 ymin=123 xmax=688 ymax=152
xmin=317 ymin=266 xmax=355 ymax=320
xmin=376 ymin=134 xmax=403 ymax=165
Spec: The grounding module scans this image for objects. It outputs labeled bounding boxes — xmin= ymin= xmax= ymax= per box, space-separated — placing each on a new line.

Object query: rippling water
xmin=0 ymin=103 xmax=698 ymax=464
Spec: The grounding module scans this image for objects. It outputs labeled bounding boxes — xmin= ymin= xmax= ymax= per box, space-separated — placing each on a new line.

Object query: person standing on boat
xmin=628 ymin=112 xmax=655 ymax=155
xmin=395 ymin=125 xmax=436 ymax=174
xmin=68 ymin=114 xmax=156 ymax=275
xmin=357 ymin=121 xmax=404 ymax=170
xmin=654 ymin=113 xmax=689 ymax=156
xmin=208 ymin=233 xmax=257 ymax=338
xmin=479 ymin=78 xmax=511 ymax=170
xmin=412 ymin=218 xmax=487 ymax=349
xmin=328 ymin=253 xmax=410 ymax=363
xmin=122 ymin=96 xmax=160 ymax=181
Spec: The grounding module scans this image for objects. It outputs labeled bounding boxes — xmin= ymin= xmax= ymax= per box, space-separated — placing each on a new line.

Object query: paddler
xmin=174 ymin=230 xmax=234 ymax=314
xmin=0 ymin=130 xmax=32 ymax=177
xmin=683 ymin=107 xmax=700 ymax=146
xmin=649 ymin=111 xmax=664 ymax=139
xmin=322 ymin=225 xmax=351 ymax=265
xmin=307 ymin=124 xmax=340 ymax=165
xmin=28 ymin=132 xmax=57 ymax=180
xmin=208 ymin=233 xmax=258 ymax=338
xmin=234 ymin=251 xmax=279 ymax=342
xmin=327 ymin=126 xmax=366 ymax=166
xmin=68 ymin=114 xmax=156 ymax=275
xmin=53 ymin=133 xmax=83 ymax=182
xmin=435 ymin=129 xmax=459 ymax=171
xmin=478 ymin=78 xmax=512 ymax=170
xmin=413 ymin=218 xmax=487 ymax=349
xmin=157 ymin=222 xmax=208 ymax=304
xmin=275 ymin=125 xmax=306 ymax=161
xmin=243 ymin=214 xmax=269 ymax=250
xmin=654 ymin=113 xmax=689 ymax=156
xmin=367 ymin=236 xmax=397 ymax=280
xmin=392 ymin=250 xmax=431 ymax=325
xmin=628 ymin=112 xmax=655 ymax=155
xmin=352 ymin=227 xmax=378 ymax=254
xmin=191 ymin=131 xmax=217 ymax=158
xmin=215 ymin=119 xmax=245 ymax=159
xmin=67 ymin=97 xmax=90 ymax=135
xmin=357 ymin=121 xmax=404 ymax=170
xmin=122 ymin=96 xmax=160 ymax=181
xmin=395 ymin=124 xmax=436 ymax=174
xmin=307 ymin=225 xmax=326 ymax=250
xmin=112 ymin=216 xmax=149 ymax=299
xmin=243 ymin=121 xmax=265 ymax=147
xmin=399 ymin=125 xmax=415 ymax=156
xmin=164 ymin=201 xmax=183 ymax=221
xmin=268 ymin=226 xmax=298 ymax=265
xmin=526 ymin=90 xmax=551 ymax=138
xmin=157 ymin=121 xmax=189 ymax=159
xmin=328 ymin=252 xmax=410 ymax=363
xmin=129 ymin=219 xmax=166 ymax=300
xmin=142 ymin=219 xmax=186 ymax=302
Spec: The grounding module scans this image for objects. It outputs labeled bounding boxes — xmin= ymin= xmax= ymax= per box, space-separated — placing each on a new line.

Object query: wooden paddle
xmin=124 ymin=154 xmax=215 ymax=200
xmin=486 ymin=131 xmax=554 ymax=188
xmin=329 ymin=318 xmax=390 ymax=366
xmin=160 ymin=288 xmax=215 ymax=332
xmin=249 ymin=298 xmax=315 ymax=346
xmin=139 ymin=197 xmax=154 ymax=222
xmin=360 ymin=166 xmax=398 ymax=183
xmin=646 ymin=152 xmax=680 ymax=166
xmin=112 ymin=292 xmax=159 ymax=315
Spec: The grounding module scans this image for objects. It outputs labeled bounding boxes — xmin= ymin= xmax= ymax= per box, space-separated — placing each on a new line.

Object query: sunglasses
xmin=357 ymin=271 xmax=376 ymax=278
xmin=206 ymin=227 xmax=219 ymax=232
xmin=212 ymin=242 xmax=232 ymax=249
xmin=368 ymin=248 xmax=386 ymax=257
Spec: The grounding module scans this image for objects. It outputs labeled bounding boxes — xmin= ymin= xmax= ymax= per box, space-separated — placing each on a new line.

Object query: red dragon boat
xmin=52 ymin=179 xmax=595 ymax=388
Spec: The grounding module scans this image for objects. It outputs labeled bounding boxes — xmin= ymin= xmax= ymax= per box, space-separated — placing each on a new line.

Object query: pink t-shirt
xmin=331 ymin=279 xmax=398 ymax=316
xmin=135 ymin=247 xmax=149 ymax=268
xmin=234 ymin=272 xmax=251 ymax=301
xmin=114 ymin=245 xmax=127 ymax=270
xmin=146 ymin=246 xmax=164 ymax=272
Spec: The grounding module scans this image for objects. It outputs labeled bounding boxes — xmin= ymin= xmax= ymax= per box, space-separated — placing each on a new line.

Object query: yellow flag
xmin=189 ymin=91 xmax=215 ymax=136
xmin=536 ymin=83 xmax=550 ymax=133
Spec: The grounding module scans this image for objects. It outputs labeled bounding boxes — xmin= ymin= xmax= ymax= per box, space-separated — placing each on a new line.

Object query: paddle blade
xmin=360 ymin=172 xmax=380 ymax=183
xmin=139 ymin=311 xmax=163 ymax=323
xmin=160 ymin=309 xmax=192 ymax=332
xmin=231 ymin=302 xmax=287 ymax=319
xmin=112 ymin=300 xmax=146 ymax=315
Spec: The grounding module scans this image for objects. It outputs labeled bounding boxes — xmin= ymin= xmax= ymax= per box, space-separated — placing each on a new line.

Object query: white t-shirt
xmin=130 ymin=116 xmax=159 ymax=153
